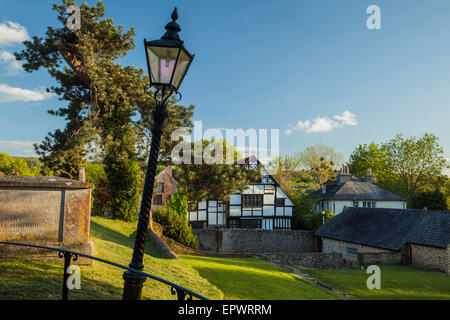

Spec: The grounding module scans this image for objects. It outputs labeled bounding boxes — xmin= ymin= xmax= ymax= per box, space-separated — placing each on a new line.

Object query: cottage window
xmin=154 ymin=195 xmax=163 ymax=205
xmin=353 ymin=201 xmax=359 ymax=208
xmin=372 ymin=202 xmax=376 ymax=208
xmin=227 ymin=219 xmax=240 ymax=229
xmin=275 ymin=198 xmax=285 ymax=206
xmin=156 ymin=183 xmax=164 ymax=193
xmin=188 ymin=202 xmax=197 ymax=211
xmin=346 ymin=247 xmax=358 ymax=257
xmin=240 ymin=219 xmax=262 ymax=229
xmin=242 ymin=194 xmax=263 ymax=207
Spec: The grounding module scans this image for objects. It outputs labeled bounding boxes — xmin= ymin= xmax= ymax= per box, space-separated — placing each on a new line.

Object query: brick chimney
xmin=365 ymin=168 xmax=374 ymax=183
xmin=337 ymin=165 xmax=352 ymax=184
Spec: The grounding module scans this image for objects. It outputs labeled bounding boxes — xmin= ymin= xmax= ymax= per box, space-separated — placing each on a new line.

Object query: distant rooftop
xmin=312 ymin=166 xmax=407 ymax=202
xmin=316 ymin=207 xmax=450 ymax=250
xmin=0 ymin=176 xmax=93 ymax=189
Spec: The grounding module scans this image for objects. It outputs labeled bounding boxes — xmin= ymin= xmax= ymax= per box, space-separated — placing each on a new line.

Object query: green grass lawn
xmin=0 ymin=217 xmax=223 ymax=300
xmin=181 ymin=255 xmax=341 ymax=300
xmin=6 ymin=217 xmax=442 ymax=300
xmin=300 ymin=265 xmax=450 ymax=300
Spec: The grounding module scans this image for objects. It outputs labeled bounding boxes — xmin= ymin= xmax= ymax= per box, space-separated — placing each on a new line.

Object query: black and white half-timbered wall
xmin=188 ymin=156 xmax=294 ymax=230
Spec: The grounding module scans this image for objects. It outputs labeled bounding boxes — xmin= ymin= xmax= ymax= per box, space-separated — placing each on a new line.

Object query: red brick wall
xmin=151 ymin=167 xmax=177 ymax=212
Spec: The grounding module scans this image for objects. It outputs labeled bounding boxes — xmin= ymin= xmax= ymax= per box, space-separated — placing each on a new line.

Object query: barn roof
xmin=315 ymin=207 xmax=450 ymax=250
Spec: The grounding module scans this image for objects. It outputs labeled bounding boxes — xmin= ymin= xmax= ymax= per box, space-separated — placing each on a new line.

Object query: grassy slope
xmin=0 ymin=217 xmax=223 ymax=300
xmin=301 ymin=265 xmax=450 ymax=300
xmin=181 ymin=255 xmax=340 ymax=300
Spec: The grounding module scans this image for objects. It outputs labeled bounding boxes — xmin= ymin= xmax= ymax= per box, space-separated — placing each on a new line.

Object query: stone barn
xmin=316 ymin=207 xmax=450 ymax=274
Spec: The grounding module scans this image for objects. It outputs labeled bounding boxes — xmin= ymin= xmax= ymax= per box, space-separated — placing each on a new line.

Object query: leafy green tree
xmin=173 ymin=140 xmax=260 ymax=203
xmin=383 ymin=133 xmax=448 ymax=199
xmin=298 ymin=144 xmax=343 ymax=189
xmin=348 ymin=142 xmax=392 ymax=185
xmin=410 ymin=189 xmax=447 ymax=210
xmin=348 ymin=133 xmax=448 ymax=202
xmin=0 ymin=153 xmax=32 ymax=176
xmin=270 ymin=155 xmax=302 ymax=199
xmin=16 ymin=1 xmax=194 ymax=220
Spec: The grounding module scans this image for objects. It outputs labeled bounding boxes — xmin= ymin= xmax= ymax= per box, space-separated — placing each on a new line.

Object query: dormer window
xmin=322 ymin=185 xmax=326 ymax=194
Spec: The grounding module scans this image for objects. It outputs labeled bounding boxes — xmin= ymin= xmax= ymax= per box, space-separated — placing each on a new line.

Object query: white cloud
xmin=0 ymin=21 xmax=29 ymax=46
xmin=0 ymin=50 xmax=23 ymax=75
xmin=333 ymin=110 xmax=357 ymax=126
xmin=0 ymin=140 xmax=38 ymax=156
xmin=286 ymin=110 xmax=357 ymax=134
xmin=0 ymin=84 xmax=53 ymax=103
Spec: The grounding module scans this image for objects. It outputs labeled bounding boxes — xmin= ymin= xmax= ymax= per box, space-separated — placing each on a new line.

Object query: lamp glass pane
xmin=171 ymin=49 xmax=192 ymax=89
xmin=146 ymin=46 xmax=179 ymax=85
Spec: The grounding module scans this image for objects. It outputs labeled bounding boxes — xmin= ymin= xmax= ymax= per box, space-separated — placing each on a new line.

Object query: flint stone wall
xmin=193 ymin=229 xmax=315 ymax=254
xmin=256 ymin=252 xmax=346 ymax=269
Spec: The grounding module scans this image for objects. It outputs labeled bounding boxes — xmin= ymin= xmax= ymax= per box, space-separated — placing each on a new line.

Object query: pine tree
xmin=15 ymin=1 xmax=194 ymax=220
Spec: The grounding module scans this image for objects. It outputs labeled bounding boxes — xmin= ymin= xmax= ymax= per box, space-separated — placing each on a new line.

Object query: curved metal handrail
xmin=0 ymin=241 xmax=208 ymax=300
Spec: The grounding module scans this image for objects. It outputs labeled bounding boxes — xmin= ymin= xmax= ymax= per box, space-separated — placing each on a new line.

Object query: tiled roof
xmin=312 ymin=175 xmax=407 ymax=201
xmin=315 ymin=207 xmax=450 ymax=250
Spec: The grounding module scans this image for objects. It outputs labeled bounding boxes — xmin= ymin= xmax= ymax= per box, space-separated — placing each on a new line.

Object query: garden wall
xmin=256 ymin=253 xmax=346 ymax=269
xmin=193 ymin=229 xmax=315 ymax=254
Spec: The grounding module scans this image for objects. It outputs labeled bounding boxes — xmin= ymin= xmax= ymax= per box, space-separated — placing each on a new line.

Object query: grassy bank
xmin=181 ymin=255 xmax=341 ymax=300
xmin=300 ymin=265 xmax=450 ymax=300
xmin=0 ymin=217 xmax=222 ymax=300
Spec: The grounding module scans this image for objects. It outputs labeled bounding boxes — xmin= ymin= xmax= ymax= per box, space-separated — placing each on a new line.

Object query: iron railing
xmin=0 ymin=241 xmax=209 ymax=301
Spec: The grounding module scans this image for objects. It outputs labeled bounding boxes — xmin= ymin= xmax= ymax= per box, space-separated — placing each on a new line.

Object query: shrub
xmin=104 ymin=154 xmax=141 ymax=222
xmin=167 ymin=192 xmax=188 ymax=216
xmin=85 ymin=163 xmax=110 ymax=216
xmin=153 ymin=205 xmax=199 ymax=249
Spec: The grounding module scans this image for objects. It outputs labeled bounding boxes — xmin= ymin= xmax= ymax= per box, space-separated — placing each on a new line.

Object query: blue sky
xmin=1 ymin=0 xmax=450 ymax=165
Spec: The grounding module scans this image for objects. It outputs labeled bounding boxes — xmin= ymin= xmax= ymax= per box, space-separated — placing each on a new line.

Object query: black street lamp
xmin=122 ymin=7 xmax=194 ymax=300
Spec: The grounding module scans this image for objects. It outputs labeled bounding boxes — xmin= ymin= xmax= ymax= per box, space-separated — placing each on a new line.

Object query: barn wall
xmin=322 ymin=238 xmax=391 ymax=267
xmin=410 ymin=244 xmax=448 ymax=274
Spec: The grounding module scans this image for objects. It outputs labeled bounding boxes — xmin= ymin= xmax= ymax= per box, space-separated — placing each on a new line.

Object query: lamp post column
xmin=122 ymin=98 xmax=168 ymax=300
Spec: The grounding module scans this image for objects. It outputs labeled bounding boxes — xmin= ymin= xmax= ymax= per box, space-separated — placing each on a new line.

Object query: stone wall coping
xmin=0 ymin=176 xmax=93 ymax=189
